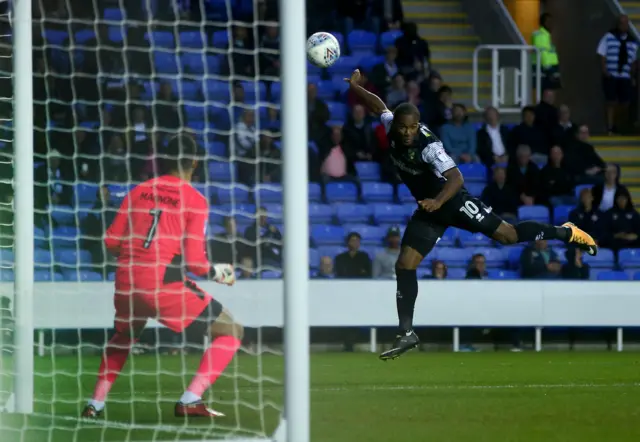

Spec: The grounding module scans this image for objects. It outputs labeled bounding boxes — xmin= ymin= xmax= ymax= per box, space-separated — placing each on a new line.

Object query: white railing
xmin=473 ymin=44 xmax=541 ymax=113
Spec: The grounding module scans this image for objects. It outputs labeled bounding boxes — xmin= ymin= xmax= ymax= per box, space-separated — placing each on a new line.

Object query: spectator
xmin=592 ymin=163 xmax=627 ymax=212
xmin=602 ymin=188 xmax=640 ymax=251
xmin=568 ymin=187 xmax=605 ymax=241
xmin=235 ymin=109 xmax=259 ymax=158
xmin=426 ymin=85 xmax=453 ymax=135
xmin=405 ymin=80 xmax=424 ymax=115
xmin=552 ymin=104 xmax=576 ymax=147
xmin=244 ymin=207 xmax=283 ymax=267
xmin=597 ymin=15 xmax=639 ymax=134
xmin=374 ymin=0 xmax=404 ymax=31
xmin=238 ymin=256 xmax=257 ymax=280
xmin=129 ymin=106 xmax=153 ymax=179
xmin=373 ymin=226 xmax=401 ymax=279
xmin=101 ymin=134 xmax=128 ymax=182
xmin=561 ymin=247 xmax=590 ymax=280
xmin=315 ymin=256 xmax=335 ymax=279
xmin=385 ymin=74 xmax=408 ymax=109
xmin=308 ymin=83 xmax=330 ymax=142
xmin=335 ymin=232 xmax=372 ymax=278
xmin=480 ymin=165 xmax=519 ymax=221
xmin=531 ymin=13 xmax=560 ymax=90
xmin=395 ymin=22 xmax=430 ymax=76
xmin=227 ymin=25 xmax=254 ymax=77
xmin=34 ymin=149 xmax=72 ymax=224
xmin=154 ymin=82 xmax=182 ymax=134
xmin=420 ymin=73 xmax=442 ymax=114
xmin=466 ymin=253 xmax=488 ymax=279
xmin=80 ymin=186 xmax=117 ymax=275
xmin=426 ymin=260 xmax=447 ymax=279
xmin=338 ymin=0 xmax=380 ymax=36
xmin=343 ymin=104 xmax=376 ymax=161
xmin=255 ymin=132 xmax=282 ymax=183
xmin=346 ymin=68 xmax=380 ymax=109
xmin=539 ymin=146 xmax=575 ymax=206
xmin=209 ymin=216 xmax=245 ymax=265
xmin=440 ymin=104 xmax=477 ymax=163
xmin=320 ymin=125 xmax=357 ymax=183
xmin=507 ymin=106 xmax=547 ymax=160
xmin=506 ymin=145 xmax=540 ymax=206
xmin=520 ymin=240 xmax=561 ymax=279
xmin=477 ymin=106 xmax=509 ymax=168
xmin=370 ymin=46 xmax=400 ymax=95
xmin=259 ymin=25 xmax=280 ymax=77
xmin=563 ymin=124 xmax=605 ymax=184
xmin=534 ymin=89 xmax=559 ymax=147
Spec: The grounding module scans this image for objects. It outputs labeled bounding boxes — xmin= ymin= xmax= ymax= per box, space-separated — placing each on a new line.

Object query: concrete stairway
xmin=617 ymin=1 xmax=640 ymax=28
xmin=592 ymin=136 xmax=640 ymax=205
xmin=402 ymin=0 xmax=491 ymax=114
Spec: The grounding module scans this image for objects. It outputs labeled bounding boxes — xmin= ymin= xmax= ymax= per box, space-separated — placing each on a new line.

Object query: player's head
xmin=164 ymin=133 xmax=199 ymax=179
xmin=390 ymin=103 xmax=421 ymax=146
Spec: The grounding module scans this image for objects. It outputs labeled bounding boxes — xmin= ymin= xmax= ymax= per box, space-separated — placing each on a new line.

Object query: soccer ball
xmin=306 ymin=32 xmax=341 ymax=68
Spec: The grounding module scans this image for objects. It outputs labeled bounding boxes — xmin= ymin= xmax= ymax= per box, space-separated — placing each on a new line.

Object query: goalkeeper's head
xmin=164 ymin=133 xmax=199 ymax=180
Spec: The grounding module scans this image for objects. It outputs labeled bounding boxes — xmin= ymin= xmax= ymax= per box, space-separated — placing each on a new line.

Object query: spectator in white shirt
xmin=235 ymin=109 xmax=259 ymax=157
xmin=477 ymin=106 xmax=509 ymax=168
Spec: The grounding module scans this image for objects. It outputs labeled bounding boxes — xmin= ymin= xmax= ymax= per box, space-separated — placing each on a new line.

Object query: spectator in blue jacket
xmin=440 ymin=104 xmax=477 ymax=163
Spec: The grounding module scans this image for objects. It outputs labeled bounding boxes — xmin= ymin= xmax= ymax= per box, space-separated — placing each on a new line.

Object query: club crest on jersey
xmin=408 ymin=151 xmax=416 ymax=160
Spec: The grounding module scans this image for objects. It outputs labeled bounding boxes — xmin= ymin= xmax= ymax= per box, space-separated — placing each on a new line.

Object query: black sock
xmin=514 ymin=221 xmax=570 ymax=243
xmin=396 ymin=269 xmax=418 ymax=332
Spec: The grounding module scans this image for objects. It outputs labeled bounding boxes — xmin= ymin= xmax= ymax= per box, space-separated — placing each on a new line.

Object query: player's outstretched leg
xmin=175 ymin=308 xmax=243 ymax=418
xmin=81 ymin=329 xmax=141 ymax=419
xmin=379 ymin=247 xmax=422 ymax=361
xmin=492 ymin=220 xmax=598 ymax=255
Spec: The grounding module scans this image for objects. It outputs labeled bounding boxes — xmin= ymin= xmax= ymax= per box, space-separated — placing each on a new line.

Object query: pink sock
xmin=92 ymin=333 xmax=134 ymax=401
xmin=187 ymin=336 xmax=241 ymax=397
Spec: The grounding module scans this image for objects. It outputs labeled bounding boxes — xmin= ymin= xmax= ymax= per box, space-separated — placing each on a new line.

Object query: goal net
xmin=1 ymin=0 xmax=290 ymax=440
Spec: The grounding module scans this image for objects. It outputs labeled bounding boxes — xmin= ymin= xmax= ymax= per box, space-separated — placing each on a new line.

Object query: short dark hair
xmin=393 ymin=102 xmax=420 ymax=120
xmin=540 ymin=13 xmax=551 ymax=27
xmin=522 ymin=105 xmax=536 ymax=116
xmin=164 ymin=133 xmax=198 ymax=172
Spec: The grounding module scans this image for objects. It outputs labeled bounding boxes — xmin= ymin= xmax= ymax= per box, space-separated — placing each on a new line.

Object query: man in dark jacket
xmin=563 ymin=124 xmax=605 ymax=183
xmin=342 ymin=104 xmax=377 ymax=161
xmin=481 ymin=165 xmax=519 ymax=221
xmin=520 ymin=240 xmax=561 ymax=279
xmin=562 ymin=247 xmax=590 ymax=280
xmin=506 ymin=144 xmax=540 ymax=206
xmin=538 ymin=146 xmax=575 ymax=206
xmin=568 ymin=187 xmax=605 ymax=241
xmin=335 ymin=232 xmax=372 ymax=278
xmin=508 ymin=106 xmax=547 ymax=158
xmin=244 ymin=207 xmax=283 ymax=267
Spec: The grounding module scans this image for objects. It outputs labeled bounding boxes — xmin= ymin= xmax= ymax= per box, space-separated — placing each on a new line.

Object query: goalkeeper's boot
xmin=80 ymin=405 xmax=102 ymax=419
xmin=562 ymin=222 xmax=598 ymax=256
xmin=175 ymin=401 xmax=225 ymax=418
xmin=379 ymin=330 xmax=420 ymax=361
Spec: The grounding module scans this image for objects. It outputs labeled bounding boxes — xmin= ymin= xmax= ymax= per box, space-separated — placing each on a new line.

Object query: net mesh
xmin=1 ymin=0 xmax=285 ymax=440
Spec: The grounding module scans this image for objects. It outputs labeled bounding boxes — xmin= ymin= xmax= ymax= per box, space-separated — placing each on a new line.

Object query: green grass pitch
xmin=2 ymin=351 xmax=640 ymax=442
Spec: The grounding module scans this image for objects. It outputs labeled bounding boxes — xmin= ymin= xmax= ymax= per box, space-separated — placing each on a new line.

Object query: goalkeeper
xmin=82 ymin=134 xmax=241 ymax=419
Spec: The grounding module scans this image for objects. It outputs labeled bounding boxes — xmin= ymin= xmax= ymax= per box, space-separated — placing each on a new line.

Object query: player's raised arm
xmin=344 ymin=69 xmax=389 ymax=116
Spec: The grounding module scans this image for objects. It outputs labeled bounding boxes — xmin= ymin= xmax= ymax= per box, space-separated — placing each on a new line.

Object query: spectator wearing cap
xmin=335 ymin=232 xmax=372 ymax=279
xmin=373 ymin=226 xmax=402 ymax=279
xmin=346 ymin=68 xmax=380 ymax=109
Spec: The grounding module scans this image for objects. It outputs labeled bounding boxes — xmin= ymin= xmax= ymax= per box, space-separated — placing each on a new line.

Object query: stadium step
xmin=418 ymin=23 xmax=476 ymax=38
xmin=593 ymin=135 xmax=640 ymax=190
xmin=403 ymin=0 xmax=465 ymax=15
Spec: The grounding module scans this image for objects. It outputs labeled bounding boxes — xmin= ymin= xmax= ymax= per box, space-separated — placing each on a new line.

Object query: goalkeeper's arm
xmin=344 ymin=69 xmax=389 ymax=116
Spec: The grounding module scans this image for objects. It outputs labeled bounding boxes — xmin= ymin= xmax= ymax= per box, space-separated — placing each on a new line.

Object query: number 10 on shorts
xmin=459 ymin=201 xmax=485 ymax=222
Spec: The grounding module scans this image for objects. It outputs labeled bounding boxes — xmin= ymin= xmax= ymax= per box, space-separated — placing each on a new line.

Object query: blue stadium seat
xmin=332 ymin=76 xmax=350 ymax=96
xmin=0 ymin=269 xmax=14 ymax=282
xmin=43 ymin=29 xmax=68 ymax=45
xmin=553 ymin=205 xmax=573 ymax=224
xmin=307 ymin=62 xmax=322 ymax=79
xmin=35 ymin=270 xmax=64 ymax=282
xmin=261 ymin=270 xmax=283 ymax=279
xmin=380 ymin=30 xmax=403 ymax=48
xmin=0 ymin=249 xmax=13 ymax=267
xmin=487 ymin=270 xmax=519 ymax=280
xmin=103 ymin=7 xmax=124 ymax=21
xmin=75 ymin=183 xmax=100 ymax=205
xmin=328 ymin=55 xmax=360 ymax=77
xmin=347 ymin=30 xmax=377 ymax=52
xmin=336 ymin=204 xmax=372 ymax=224
xmin=262 ymin=203 xmax=283 ymax=222
xmin=458 ymin=230 xmax=492 ymax=247
xmin=316 ymin=80 xmax=336 ymax=101
xmin=358 ymin=55 xmax=384 ymax=72
xmin=179 ymin=31 xmax=207 ymax=48
xmin=207 ymin=224 xmax=226 ymax=238
xmin=618 ymin=249 xmax=640 ymax=269
xmin=204 ymin=80 xmax=231 ymax=102
xmin=435 ymin=247 xmax=474 ymax=267
xmin=309 ymin=183 xmax=322 ymax=202
xmin=311 ymin=225 xmax=346 ymax=245
xmin=63 ymin=270 xmax=104 ymax=282
xmin=215 ymin=185 xmax=250 ymax=204
xmin=518 ymin=205 xmax=550 ymax=223
xmin=458 ymin=163 xmax=487 ymax=182
xmin=208 ymin=162 xmax=234 ymax=182
xmin=361 ymin=182 xmax=394 ymax=202
xmin=582 ymin=248 xmax=615 ymax=268
xmin=146 ymin=31 xmax=175 ymax=48
xmin=240 ymin=81 xmax=268 ymax=102
xmin=355 ymin=162 xmax=381 ymax=181
xmin=256 ymin=185 xmax=283 ymax=203
xmin=447 ymin=268 xmax=467 ymax=280
xmin=473 ymin=247 xmax=506 ymax=268
xmin=153 ymin=52 xmax=179 ymax=74
xmin=49 ymin=205 xmax=76 ymax=226
xmin=308 ymin=75 xmax=322 ymax=86
xmin=634 ymin=271 xmax=640 ymax=281
xmin=107 ymin=26 xmax=124 ymax=43
xmin=372 ymin=203 xmax=404 ymax=224
xmin=438 ymin=228 xmax=458 ymax=247
xmin=192 ymin=183 xmax=212 ymax=202
xmin=325 ymin=182 xmax=358 ymax=203
xmin=596 ymin=270 xmax=629 ymax=281
xmin=54 ymin=249 xmax=93 ymax=268
xmin=187 ymin=121 xmax=206 ymax=133
xmin=309 ymin=203 xmax=334 ymax=224
xmin=183 ymin=103 xmax=209 ymax=121
xmin=212 ymin=30 xmax=230 ymax=47
xmin=34 ymin=249 xmax=53 ymax=266
xmin=74 ymin=29 xmax=95 ymax=44
xmin=397 ymin=184 xmax=413 ymax=203
xmin=465 ymin=183 xmax=485 ymax=198
xmin=416 ymin=268 xmax=431 ymax=279
xmin=326 ymin=101 xmax=348 ymax=120
xmin=309 ymin=249 xmax=320 ymax=269
xmin=34 ymin=227 xmax=47 ymax=249
xmin=506 ymin=245 xmax=525 ymax=268
xmin=343 ymin=225 xmax=385 ymax=245
xmin=204 ymin=141 xmax=227 ymax=157
xmin=179 ymin=81 xmax=201 ymax=101
xmin=331 ymin=32 xmax=345 ymax=49
xmin=317 ymin=245 xmax=345 ymax=259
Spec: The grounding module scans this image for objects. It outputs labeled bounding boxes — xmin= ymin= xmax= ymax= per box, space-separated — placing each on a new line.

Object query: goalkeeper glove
xmin=210 ymin=263 xmax=236 ymax=286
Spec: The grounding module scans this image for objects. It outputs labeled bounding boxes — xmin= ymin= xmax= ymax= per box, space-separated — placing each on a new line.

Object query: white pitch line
xmin=39 ymin=382 xmax=640 ymax=401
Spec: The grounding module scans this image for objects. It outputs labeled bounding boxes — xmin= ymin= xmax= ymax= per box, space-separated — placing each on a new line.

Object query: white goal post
xmin=6 ymin=0 xmax=309 ymax=441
